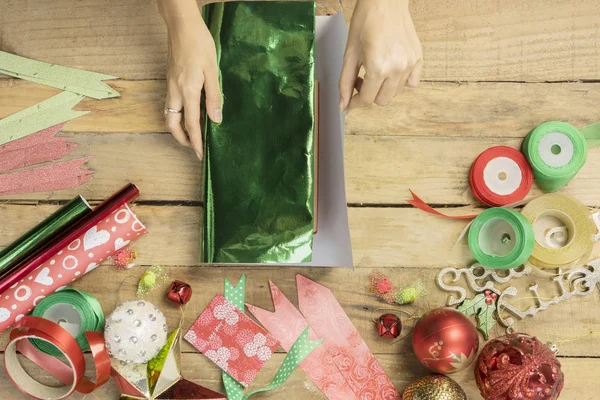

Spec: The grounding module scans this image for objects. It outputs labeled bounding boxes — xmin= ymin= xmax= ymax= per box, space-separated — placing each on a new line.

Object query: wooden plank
xmin=0 ymin=352 xmax=596 ymax=400
xmin=3 ymin=203 xmax=600 ymax=269
xmin=2 ymin=132 xmax=600 ymax=206
xmin=0 ymin=203 xmax=463 ymax=268
xmin=1 ymin=1 xmax=599 ymax=81
xmin=0 ymin=0 xmax=340 ymax=80
xmin=3 ymin=80 xmax=600 ymax=137
xmin=0 ymin=265 xmax=598 ymax=358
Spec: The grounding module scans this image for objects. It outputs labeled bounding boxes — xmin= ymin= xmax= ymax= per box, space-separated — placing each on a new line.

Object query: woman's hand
xmin=158 ymin=0 xmax=222 ymax=159
xmin=339 ymin=0 xmax=422 ymax=111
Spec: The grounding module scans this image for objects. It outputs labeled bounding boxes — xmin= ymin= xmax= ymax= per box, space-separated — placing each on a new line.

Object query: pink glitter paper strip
xmin=0 ymin=123 xmax=76 ymax=173
xmin=247 ymin=281 xmax=359 ymax=400
xmin=0 ymin=158 xmax=94 ymax=195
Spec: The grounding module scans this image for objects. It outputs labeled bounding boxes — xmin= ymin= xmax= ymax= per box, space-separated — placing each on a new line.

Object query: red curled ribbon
xmin=469 ymin=146 xmax=533 ymax=207
xmin=407 ymin=190 xmax=478 ymax=219
xmin=4 ymin=316 xmax=110 ymax=400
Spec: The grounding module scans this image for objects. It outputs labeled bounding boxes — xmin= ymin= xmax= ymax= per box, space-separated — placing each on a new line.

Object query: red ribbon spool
xmin=4 ymin=316 xmax=110 ymax=400
xmin=469 ymin=146 xmax=533 ymax=207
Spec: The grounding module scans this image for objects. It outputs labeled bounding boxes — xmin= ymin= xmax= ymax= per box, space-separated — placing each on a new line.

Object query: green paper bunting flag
xmin=0 ymin=91 xmax=88 ymax=146
xmin=0 ymin=51 xmax=120 ymax=99
xmin=223 ymin=275 xmax=246 ymax=400
xmin=242 ymin=328 xmax=322 ymax=400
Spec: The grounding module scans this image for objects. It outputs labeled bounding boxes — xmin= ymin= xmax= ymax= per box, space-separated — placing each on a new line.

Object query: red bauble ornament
xmin=378 ymin=313 xmax=402 ymax=338
xmin=412 ymin=308 xmax=479 ymax=374
xmin=167 ymin=280 xmax=193 ymax=305
xmin=475 ymin=332 xmax=564 ymax=400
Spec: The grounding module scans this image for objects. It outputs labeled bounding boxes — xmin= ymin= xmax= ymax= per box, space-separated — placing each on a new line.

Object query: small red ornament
xmin=167 ymin=280 xmax=193 ymax=305
xmin=412 ymin=308 xmax=479 ymax=374
xmin=475 ymin=332 xmax=564 ymax=400
xmin=378 ymin=313 xmax=402 ymax=338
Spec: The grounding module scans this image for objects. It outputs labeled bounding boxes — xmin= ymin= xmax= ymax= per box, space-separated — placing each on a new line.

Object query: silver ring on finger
xmin=164 ymin=107 xmax=182 ymax=115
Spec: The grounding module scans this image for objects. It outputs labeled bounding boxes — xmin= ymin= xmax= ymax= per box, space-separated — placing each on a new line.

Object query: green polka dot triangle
xmin=222 ymin=276 xmax=322 ymax=400
xmin=223 ymin=275 xmax=247 ymax=400
xmin=242 ymin=328 xmax=321 ymax=400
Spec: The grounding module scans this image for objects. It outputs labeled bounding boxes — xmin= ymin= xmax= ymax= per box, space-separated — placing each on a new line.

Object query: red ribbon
xmin=469 ymin=146 xmax=533 ymax=207
xmin=4 ymin=316 xmax=110 ymax=400
xmin=407 ymin=190 xmax=478 ymax=220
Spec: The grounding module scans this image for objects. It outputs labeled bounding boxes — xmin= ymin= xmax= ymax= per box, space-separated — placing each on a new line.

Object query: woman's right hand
xmin=158 ymin=0 xmax=222 ymax=160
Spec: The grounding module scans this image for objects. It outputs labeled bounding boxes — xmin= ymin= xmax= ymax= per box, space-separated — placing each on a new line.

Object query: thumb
xmin=204 ymin=66 xmax=223 ymax=124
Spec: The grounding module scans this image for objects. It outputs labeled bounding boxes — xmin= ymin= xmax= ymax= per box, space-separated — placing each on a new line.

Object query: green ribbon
xmin=242 ymin=328 xmax=321 ymax=400
xmin=0 ymin=195 xmax=91 ymax=276
xmin=223 ymin=276 xmax=321 ymax=400
xmin=223 ymin=275 xmax=247 ymax=400
xmin=0 ymin=51 xmax=120 ymax=99
xmin=30 ymin=288 xmax=104 ymax=356
xmin=0 ymin=91 xmax=89 ymax=146
xmin=523 ymin=121 xmax=600 ymax=192
xmin=468 ymin=207 xmax=535 ymax=269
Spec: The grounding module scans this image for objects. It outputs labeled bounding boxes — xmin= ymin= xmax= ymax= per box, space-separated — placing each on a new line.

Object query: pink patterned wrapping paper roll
xmin=0 ymin=204 xmax=147 ymax=333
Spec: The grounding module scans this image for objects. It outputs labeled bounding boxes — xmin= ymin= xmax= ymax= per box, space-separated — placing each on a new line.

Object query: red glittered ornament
xmin=378 ymin=313 xmax=402 ymax=338
xmin=475 ymin=332 xmax=564 ymax=400
xmin=167 ymin=280 xmax=193 ymax=305
xmin=412 ymin=308 xmax=479 ymax=374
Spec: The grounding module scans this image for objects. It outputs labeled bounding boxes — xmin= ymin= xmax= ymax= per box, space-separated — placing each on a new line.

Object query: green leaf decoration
xmin=457 ymin=293 xmax=486 ymax=316
xmin=457 ymin=293 xmax=497 ymax=340
xmin=476 ymin=301 xmax=497 ymax=340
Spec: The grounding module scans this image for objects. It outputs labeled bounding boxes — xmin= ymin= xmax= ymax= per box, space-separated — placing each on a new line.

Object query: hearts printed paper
xmin=0 ymin=204 xmax=147 ymax=333
xmin=184 ymin=294 xmax=280 ymax=387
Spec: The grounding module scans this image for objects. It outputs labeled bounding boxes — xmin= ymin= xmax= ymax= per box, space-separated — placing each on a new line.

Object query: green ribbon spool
xmin=522 ymin=121 xmax=600 ymax=192
xmin=30 ymin=288 xmax=104 ymax=356
xmin=468 ymin=208 xmax=535 ymax=269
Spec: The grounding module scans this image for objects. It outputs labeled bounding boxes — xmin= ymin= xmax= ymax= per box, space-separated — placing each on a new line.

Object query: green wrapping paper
xmin=0 ymin=195 xmax=92 ymax=276
xmin=203 ymin=2 xmax=316 ymax=263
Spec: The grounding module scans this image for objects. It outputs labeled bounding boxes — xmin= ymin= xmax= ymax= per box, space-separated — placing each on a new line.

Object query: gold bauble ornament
xmin=403 ymin=374 xmax=466 ymax=400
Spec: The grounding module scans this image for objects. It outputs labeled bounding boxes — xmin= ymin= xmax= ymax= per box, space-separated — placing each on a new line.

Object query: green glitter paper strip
xmin=0 ymin=91 xmax=88 ymax=146
xmin=222 ymin=276 xmax=321 ymax=400
xmin=0 ymin=51 xmax=120 ymax=99
xmin=223 ymin=275 xmax=246 ymax=400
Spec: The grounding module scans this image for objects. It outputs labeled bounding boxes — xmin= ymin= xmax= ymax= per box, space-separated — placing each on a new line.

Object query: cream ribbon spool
xmin=521 ymin=194 xmax=597 ymax=270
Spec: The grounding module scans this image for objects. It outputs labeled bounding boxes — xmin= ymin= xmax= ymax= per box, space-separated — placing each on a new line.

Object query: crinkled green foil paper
xmin=203 ymin=2 xmax=316 ymax=263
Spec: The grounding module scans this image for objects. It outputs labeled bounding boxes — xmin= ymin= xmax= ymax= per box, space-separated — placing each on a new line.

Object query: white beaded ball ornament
xmin=104 ymin=300 xmax=168 ymax=364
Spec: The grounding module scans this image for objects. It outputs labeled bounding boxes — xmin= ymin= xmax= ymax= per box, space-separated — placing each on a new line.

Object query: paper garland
xmin=248 ymin=276 xmax=401 ymax=400
xmin=185 ymin=276 xmax=322 ymax=399
xmin=0 ymin=91 xmax=88 ymax=146
xmin=0 ymin=203 xmax=147 ymax=333
xmin=0 ymin=51 xmax=120 ymax=99
xmin=247 ymin=281 xmax=358 ymax=400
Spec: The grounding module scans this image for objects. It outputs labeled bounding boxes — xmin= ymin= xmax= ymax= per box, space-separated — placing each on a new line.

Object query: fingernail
xmin=213 ymin=108 xmax=222 ymax=124
xmin=338 ymin=98 xmax=345 ymax=112
xmin=195 ymin=150 xmax=203 ymax=160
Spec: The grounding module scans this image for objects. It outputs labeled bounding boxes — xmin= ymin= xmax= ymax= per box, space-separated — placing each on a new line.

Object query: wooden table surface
xmin=1 ymin=0 xmax=600 ymax=399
